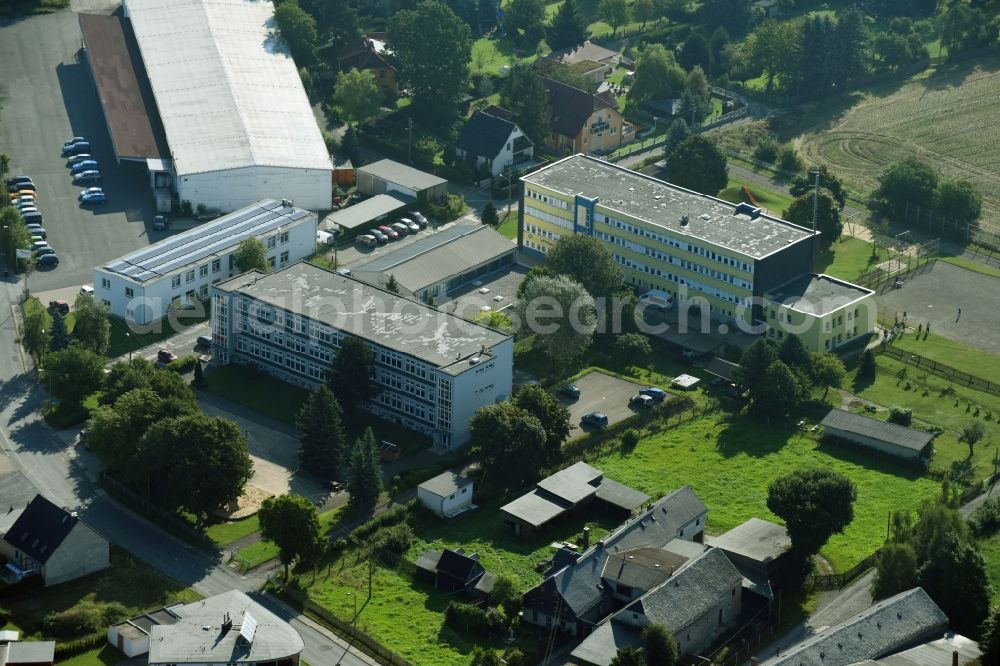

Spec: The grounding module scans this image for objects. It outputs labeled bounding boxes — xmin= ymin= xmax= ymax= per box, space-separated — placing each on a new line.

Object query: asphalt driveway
xmin=0 ymin=8 xmax=159 ymax=292
xmin=561 ymin=370 xmax=652 ymax=434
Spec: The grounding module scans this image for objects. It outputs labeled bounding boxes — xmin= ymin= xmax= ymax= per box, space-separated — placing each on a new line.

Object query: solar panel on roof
xmin=239 ymin=612 xmax=257 ymax=644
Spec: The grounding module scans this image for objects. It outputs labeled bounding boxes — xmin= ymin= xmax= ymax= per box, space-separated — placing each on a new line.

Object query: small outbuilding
xmin=671 ymin=374 xmax=701 ymax=390
xmin=1 ymin=639 xmax=55 ymax=666
xmin=707 ymin=517 xmax=792 ymax=599
xmin=414 ymin=548 xmax=495 ymax=598
xmin=323 ymin=194 xmax=410 ymax=237
xmin=820 ymin=409 xmax=934 ymax=462
xmin=356 ymin=159 xmax=448 ymax=203
xmin=417 ymin=472 xmax=475 ymax=518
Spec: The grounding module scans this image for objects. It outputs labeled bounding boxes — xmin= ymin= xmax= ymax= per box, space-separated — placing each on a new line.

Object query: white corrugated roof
xmin=125 ymin=0 xmax=332 ymax=177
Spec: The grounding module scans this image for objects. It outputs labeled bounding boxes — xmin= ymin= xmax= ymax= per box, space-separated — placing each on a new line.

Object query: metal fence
xmin=850 ymin=239 xmax=939 ymax=291
xmin=802 ymin=550 xmax=880 ymax=591
xmin=878 ymin=345 xmax=1000 ymax=397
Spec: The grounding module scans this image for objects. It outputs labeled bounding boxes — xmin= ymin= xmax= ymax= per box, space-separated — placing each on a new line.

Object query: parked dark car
xmin=35 ymin=254 xmax=59 ymax=268
xmin=556 ymin=384 xmax=581 ymax=399
xmin=196 ymin=335 xmax=212 ymax=348
xmin=157 ymin=349 xmax=177 ymax=364
xmin=48 ymin=300 xmax=69 ymax=314
xmin=629 ymin=394 xmax=654 ymax=409
xmin=153 ymin=215 xmax=168 ymax=230
xmin=63 ymin=141 xmax=91 ymax=156
xmin=581 ymin=412 xmax=609 ymax=429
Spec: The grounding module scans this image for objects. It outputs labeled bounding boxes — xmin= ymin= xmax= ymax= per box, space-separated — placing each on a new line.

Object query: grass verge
xmin=205 ymin=514 xmax=261 ymax=547
xmin=56 ymin=645 xmax=126 ymax=666
xmin=940 ymin=255 xmax=1000 ymax=280
xmin=889 ymin=331 xmax=1000 ymax=381
xmin=497 ymin=212 xmax=518 ymax=240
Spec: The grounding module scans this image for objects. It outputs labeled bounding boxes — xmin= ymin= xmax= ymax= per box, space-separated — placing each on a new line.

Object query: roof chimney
xmin=952 ymin=651 xmax=959 ymax=666
xmin=751 ymin=657 xmax=759 ymax=666
xmin=582 ymin=527 xmax=590 ymax=550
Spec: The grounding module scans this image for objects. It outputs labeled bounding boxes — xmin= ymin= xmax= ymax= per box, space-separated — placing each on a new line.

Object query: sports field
xmin=796 ymin=55 xmax=1000 ymax=221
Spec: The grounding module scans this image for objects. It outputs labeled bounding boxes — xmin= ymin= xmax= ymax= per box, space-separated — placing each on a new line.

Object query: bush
xmin=371 ymin=522 xmax=414 ymax=555
xmin=43 ymin=601 xmax=129 ymax=638
xmin=777 ymin=145 xmax=804 ymax=173
xmin=621 ymin=428 xmax=641 ymax=449
xmin=426 ymin=194 xmax=467 ymax=222
xmin=350 ymin=502 xmax=411 ymax=544
xmin=167 ymin=354 xmax=198 ymax=374
xmin=970 ymin=497 xmax=1000 ymax=537
xmin=888 ymin=406 xmax=913 ymax=426
xmin=444 ymin=602 xmax=505 ymax=636
xmin=753 ymin=137 xmax=779 ymax=164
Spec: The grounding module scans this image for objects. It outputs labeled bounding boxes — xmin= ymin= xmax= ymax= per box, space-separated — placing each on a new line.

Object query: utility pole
xmin=811 ymin=169 xmax=820 ymax=233
xmin=407 ymin=118 xmax=413 ymax=164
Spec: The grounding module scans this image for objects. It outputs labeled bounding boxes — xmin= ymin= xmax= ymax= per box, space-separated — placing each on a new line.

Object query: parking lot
xmin=329 ymin=217 xmax=465 ymax=269
xmin=560 ymin=370 xmax=656 ymax=435
xmin=0 ymin=6 xmax=159 ymax=292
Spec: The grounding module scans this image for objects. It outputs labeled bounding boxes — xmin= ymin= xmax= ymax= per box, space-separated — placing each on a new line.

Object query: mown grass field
xmin=717 ymin=177 xmax=795 ymax=217
xmin=586 ymin=410 xmax=941 ymax=571
xmin=795 ymin=54 xmax=1000 ymax=222
xmin=814 ymin=236 xmax=885 ymax=280
xmin=890 ymin=331 xmax=1000 ymax=381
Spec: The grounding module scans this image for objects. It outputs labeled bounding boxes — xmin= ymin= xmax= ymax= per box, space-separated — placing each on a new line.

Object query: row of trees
xmin=871 ymin=157 xmax=983 ymax=230
xmin=735 ymin=336 xmax=846 ymax=420
xmin=87 ymin=359 xmax=253 ymax=525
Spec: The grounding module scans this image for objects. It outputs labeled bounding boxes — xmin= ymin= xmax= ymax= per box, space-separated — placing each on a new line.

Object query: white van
xmin=355 ymin=234 xmax=377 ymax=248
xmin=639 ymin=289 xmax=674 ymax=311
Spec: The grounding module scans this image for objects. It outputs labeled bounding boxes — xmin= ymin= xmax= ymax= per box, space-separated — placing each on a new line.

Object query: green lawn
xmin=202 ymin=364 xmax=430 ymax=453
xmin=497 ymin=211 xmax=518 ymax=239
xmin=471 ymin=37 xmax=514 ymax=76
xmin=57 ymin=645 xmax=126 ymax=666
xmin=232 ymin=507 xmax=344 ymax=570
xmin=233 ymin=539 xmax=279 ymax=571
xmin=890 ymin=331 xmax=1000 ymax=382
xmin=205 ymin=514 xmax=261 ymax=547
xmin=587 ymin=410 xmax=943 ymax=571
xmin=23 ymin=296 xmax=75 ymax=333
xmin=941 ymin=255 xmax=1000 ymax=280
xmin=6 ymin=548 xmax=199 ymax=640
xmin=717 ymin=178 xmax=795 ymax=217
xmin=814 ymin=236 xmax=884 ymax=280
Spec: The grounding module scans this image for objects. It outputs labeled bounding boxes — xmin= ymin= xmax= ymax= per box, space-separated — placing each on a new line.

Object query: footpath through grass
xmin=890 ymin=331 xmax=1000 ymax=381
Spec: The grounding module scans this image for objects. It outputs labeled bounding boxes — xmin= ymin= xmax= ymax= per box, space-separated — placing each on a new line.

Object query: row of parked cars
xmin=7 ymin=176 xmax=59 ymax=268
xmin=556 ymin=383 xmax=669 ymax=429
xmin=63 ymin=137 xmax=107 ymax=204
xmin=355 ymin=212 xmax=429 ymax=248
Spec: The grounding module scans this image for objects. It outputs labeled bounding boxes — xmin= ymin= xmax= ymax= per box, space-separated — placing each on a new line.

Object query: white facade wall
xmin=178 ymin=165 xmax=331 ymax=213
xmin=95 ymin=218 xmax=316 ymax=326
xmin=107 ymin=625 xmax=150 ymax=658
xmin=416 ymin=484 xmax=474 ymax=517
xmin=212 ymin=293 xmax=512 ymax=448
xmin=488 ymin=127 xmax=524 ymax=175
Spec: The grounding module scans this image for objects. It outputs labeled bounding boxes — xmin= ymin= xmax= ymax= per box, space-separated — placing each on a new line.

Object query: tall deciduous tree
xmin=513 ymin=384 xmax=570 ymax=464
xmin=810 ymin=353 xmax=846 ymax=399
xmin=735 ymin=338 xmax=777 ymax=400
xmin=871 ymin=542 xmax=918 ymax=600
xmin=665 ymin=136 xmax=728 ymax=196
xmin=259 ymin=494 xmax=323 ymax=577
xmin=610 ymin=647 xmax=644 ymax=666
xmin=296 ymin=385 xmax=347 ymax=480
xmin=790 ymin=165 xmax=846 ymax=209
xmin=749 ymin=19 xmax=800 ymax=91
xmin=471 ymin=402 xmax=545 ymax=495
xmin=545 ymin=233 xmax=623 ymax=299
xmin=21 ymin=307 xmax=48 ymax=368
xmin=755 ymin=360 xmax=805 ymax=418
xmin=506 ymin=0 xmax=547 ymax=45
xmin=632 ymin=0 xmax=655 ymax=30
xmin=598 ymin=0 xmax=631 ymax=37
xmin=72 ymin=292 xmax=111 ymax=355
xmin=481 ymin=202 xmax=500 ymax=227
xmin=918 ymin=533 xmax=991 ymax=638
xmin=784 ymin=189 xmax=843 ymax=246
xmin=347 ymin=427 xmax=383 ymax=514
xmin=934 ymin=179 xmax=982 ymax=228
xmin=44 ymin=344 xmax=105 ymax=407
xmin=500 ymin=63 xmax=550 ymax=145
xmin=960 ymin=420 xmax=986 ymax=459
xmin=333 ymin=68 xmax=382 ymax=127
xmin=233 ymin=238 xmax=269 ymax=273
xmin=274 ymin=0 xmax=318 ymax=64
xmin=767 ymin=468 xmax=857 ymax=564
xmin=777 ymin=334 xmax=810 ymax=375
xmin=831 ymin=7 xmax=869 ymax=89
xmin=49 ymin=310 xmax=70 ymax=352
xmin=329 ymin=336 xmax=380 ymax=417
xmin=513 ymin=275 xmax=597 ymax=368
xmin=678 ymin=31 xmax=712 ymax=74
xmin=701 ymin=0 xmax=752 ymax=36
xmin=872 ymin=158 xmax=938 ymax=218
xmin=628 ymin=44 xmax=686 ymax=103
xmin=389 ymin=1 xmax=472 ymax=125
xmin=144 ymin=413 xmax=254 ymax=525
xmin=546 ymin=0 xmax=589 ymax=50
xmin=101 ymin=357 xmax=198 ymax=409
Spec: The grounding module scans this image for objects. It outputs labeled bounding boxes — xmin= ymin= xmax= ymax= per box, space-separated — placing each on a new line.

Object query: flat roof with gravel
xmin=522 ymin=154 xmax=816 ymax=259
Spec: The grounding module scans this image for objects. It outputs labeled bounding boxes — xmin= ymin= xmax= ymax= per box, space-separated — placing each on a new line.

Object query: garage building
xmin=323 ymin=194 xmax=409 ymax=236
xmin=820 ymin=408 xmax=935 ymax=462
xmin=100 ymin=0 xmax=333 ymax=212
xmin=352 ymin=224 xmax=516 ymax=301
xmin=356 ymin=159 xmax=448 ymax=203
